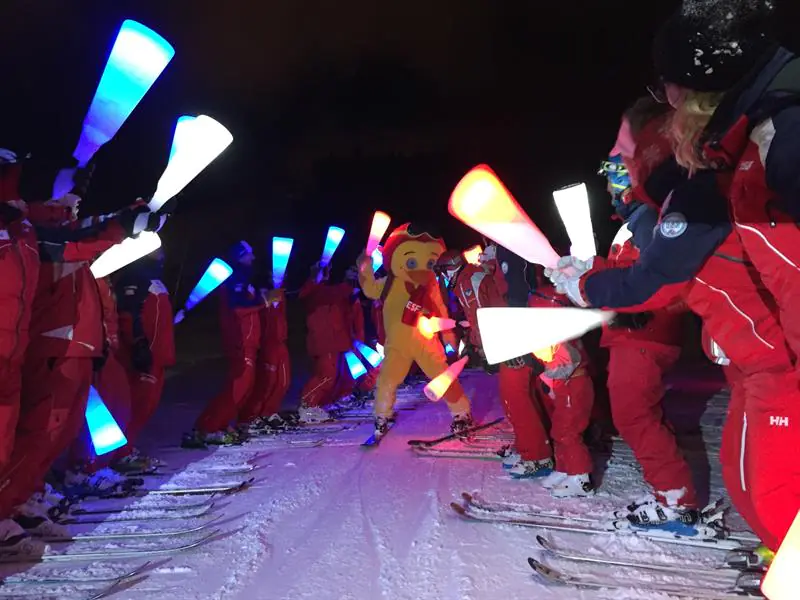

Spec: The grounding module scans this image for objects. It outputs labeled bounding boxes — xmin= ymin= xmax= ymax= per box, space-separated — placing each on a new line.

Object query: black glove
xmin=157 ymin=197 xmax=178 ymax=215
xmin=483 ymin=360 xmax=500 ymax=376
xmin=71 ymin=160 xmax=97 ymax=197
xmin=503 ymin=354 xmax=546 ymax=375
xmin=131 ymin=337 xmax=153 ymax=373
xmin=0 ymin=202 xmax=23 ymax=223
xmin=612 ymin=312 xmax=653 ymax=330
xmin=119 ymin=205 xmax=167 ymax=236
xmin=92 ymin=340 xmax=110 ymax=373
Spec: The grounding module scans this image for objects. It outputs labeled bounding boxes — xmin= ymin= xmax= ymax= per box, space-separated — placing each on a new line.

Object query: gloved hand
xmin=119 ymin=204 xmax=167 ymax=236
xmin=131 ymin=337 xmax=153 ymax=373
xmin=544 ymin=256 xmax=592 ymax=308
xmin=612 ymin=312 xmax=653 ymax=330
xmin=503 ymin=354 xmax=545 ymax=374
xmin=71 ymin=161 xmax=97 ymax=197
xmin=173 ymin=309 xmax=186 ymax=324
xmin=356 ymin=253 xmax=372 ymax=273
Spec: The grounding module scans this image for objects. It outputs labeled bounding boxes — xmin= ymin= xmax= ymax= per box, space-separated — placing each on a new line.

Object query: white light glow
xmin=476 ymin=306 xmax=615 ymax=364
xmin=91 ymin=232 xmax=161 ymax=278
xmin=553 ymin=183 xmax=596 ymax=262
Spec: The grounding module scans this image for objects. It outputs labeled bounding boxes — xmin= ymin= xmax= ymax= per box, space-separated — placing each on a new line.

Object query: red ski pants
xmin=238 ymin=343 xmax=291 ymax=422
xmin=0 ymin=359 xmax=22 ymax=472
xmin=113 ymin=364 xmax=166 ymax=458
xmin=498 ymin=364 xmax=551 ymax=461
xmin=300 ymin=353 xmax=339 ymax=408
xmin=196 ymin=348 xmax=257 ymax=434
xmin=72 ymin=353 xmax=133 ymax=470
xmin=0 ymin=357 xmax=92 ymax=518
xmin=607 ymin=344 xmax=696 ymax=506
xmin=720 ymin=361 xmax=800 ymax=551
xmin=542 ymin=371 xmax=594 ymax=475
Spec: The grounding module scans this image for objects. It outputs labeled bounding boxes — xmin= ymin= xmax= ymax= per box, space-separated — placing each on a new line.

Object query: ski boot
xmin=111 ymin=449 xmax=162 ymax=475
xmin=63 ymin=467 xmax=142 ymax=499
xmin=373 ymin=416 xmax=391 ymax=439
xmin=617 ymin=497 xmax=725 ymax=539
xmin=13 ymin=496 xmax=71 ymax=539
xmin=450 ymin=413 xmax=475 ymax=438
xmin=204 ymin=430 xmax=245 ymax=446
xmin=509 ymin=458 xmax=555 ymax=480
xmin=181 ymin=430 xmax=209 ymax=449
xmin=280 ymin=410 xmax=301 ymax=427
xmin=0 ymin=519 xmax=36 ymax=554
xmin=550 ymin=473 xmax=595 ymax=498
xmin=298 ymin=405 xmax=332 ymax=424
xmin=247 ymin=417 xmax=269 ymax=434
xmin=497 ymin=445 xmax=521 ymax=470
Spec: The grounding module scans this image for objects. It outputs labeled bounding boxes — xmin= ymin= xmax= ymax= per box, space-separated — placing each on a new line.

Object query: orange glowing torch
xmin=418 ymin=316 xmax=457 ymax=339
xmin=424 ymin=356 xmax=469 ymax=402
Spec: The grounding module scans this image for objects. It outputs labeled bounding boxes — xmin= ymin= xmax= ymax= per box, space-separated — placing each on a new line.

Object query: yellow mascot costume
xmin=358 ymin=223 xmax=472 ymax=439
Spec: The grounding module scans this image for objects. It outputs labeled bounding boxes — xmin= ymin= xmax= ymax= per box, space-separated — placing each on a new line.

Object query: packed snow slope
xmin=0 ymin=366 xmax=748 ymax=599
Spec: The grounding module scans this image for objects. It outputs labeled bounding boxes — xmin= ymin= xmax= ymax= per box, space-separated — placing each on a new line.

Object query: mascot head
xmin=382 ymin=222 xmax=446 ymax=287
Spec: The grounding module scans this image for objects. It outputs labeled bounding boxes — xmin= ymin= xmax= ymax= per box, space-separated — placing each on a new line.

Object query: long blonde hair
xmin=670 ymin=90 xmax=726 ymax=172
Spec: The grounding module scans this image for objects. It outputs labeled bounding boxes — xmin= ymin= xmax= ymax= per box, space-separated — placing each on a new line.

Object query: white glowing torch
xmin=423 ymin=356 xmax=469 ymax=402
xmin=449 ymin=165 xmax=560 ymax=269
xmin=92 ymin=115 xmax=233 ymax=278
xmin=553 ymin=182 xmax=596 ymax=262
xmin=476 ymin=307 xmax=615 ymax=365
xmin=90 ymin=231 xmax=161 ymax=279
xmin=366 ymin=211 xmax=391 ymax=256
xmin=54 ymin=20 xmax=175 ymax=197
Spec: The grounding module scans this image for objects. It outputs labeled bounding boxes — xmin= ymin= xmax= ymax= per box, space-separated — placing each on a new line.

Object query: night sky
xmin=2 ymin=1 xmax=798 ymax=298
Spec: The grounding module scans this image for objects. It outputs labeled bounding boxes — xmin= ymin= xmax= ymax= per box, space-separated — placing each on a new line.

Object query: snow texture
xmin=681 ymin=0 xmax=774 ymax=37
xmin=0 ymin=368 xmax=748 ymax=599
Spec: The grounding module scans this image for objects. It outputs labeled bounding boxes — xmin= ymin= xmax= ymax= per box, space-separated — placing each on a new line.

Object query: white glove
xmin=545 ymin=255 xmax=594 ymax=285
xmin=554 ymin=275 xmax=590 ymax=308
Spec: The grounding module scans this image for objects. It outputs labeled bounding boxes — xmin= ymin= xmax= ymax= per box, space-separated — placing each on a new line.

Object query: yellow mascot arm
xmin=357 ymin=254 xmax=386 ymax=300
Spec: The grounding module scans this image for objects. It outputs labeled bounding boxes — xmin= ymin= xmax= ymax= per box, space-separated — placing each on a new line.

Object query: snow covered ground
xmin=0 ymin=366 xmax=750 ymax=599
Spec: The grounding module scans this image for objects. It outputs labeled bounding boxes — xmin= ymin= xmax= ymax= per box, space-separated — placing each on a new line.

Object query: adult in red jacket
xmin=548 ymin=121 xmax=796 ymax=546
xmin=113 ymin=249 xmax=175 ymax=463
xmin=598 ymin=153 xmax=695 ymax=508
xmin=442 ymin=249 xmax=553 ymax=479
xmin=298 ymin=263 xmax=355 ymax=412
xmin=239 ymin=286 xmax=290 ymax=428
xmin=0 ymin=191 xmax=164 ymax=516
xmin=187 ymin=241 xmax=262 ymax=446
xmin=69 ymin=275 xmax=132 ymax=472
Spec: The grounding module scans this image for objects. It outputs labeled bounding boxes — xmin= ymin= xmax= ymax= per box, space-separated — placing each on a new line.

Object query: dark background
xmin=2 ymin=0 xmax=799 ymax=303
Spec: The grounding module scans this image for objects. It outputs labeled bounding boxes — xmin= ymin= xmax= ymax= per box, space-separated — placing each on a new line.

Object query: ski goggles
xmin=599 ymin=161 xmax=631 ymax=193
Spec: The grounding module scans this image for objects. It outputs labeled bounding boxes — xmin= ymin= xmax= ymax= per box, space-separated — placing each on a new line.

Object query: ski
xmin=62 ymin=496 xmax=216 ymax=517
xmin=0 ymin=561 xmax=151 ymax=586
xmin=450 ymin=502 xmax=745 ymax=550
xmin=0 ymin=530 xmax=219 ymax=564
xmin=108 ymin=477 xmax=255 ymax=498
xmin=462 ymin=492 xmax=757 ymax=544
xmin=412 ymin=446 xmax=502 ymax=460
xmin=535 ymin=534 xmax=743 ymax=578
xmin=407 ymin=417 xmax=505 ymax=448
xmin=57 ymin=501 xmax=216 ymax=525
xmin=42 ymin=515 xmax=223 ymax=543
xmin=135 ymin=464 xmax=256 ymax=477
xmin=362 ymin=422 xmax=393 ymax=448
xmin=527 ymin=557 xmax=758 ymax=599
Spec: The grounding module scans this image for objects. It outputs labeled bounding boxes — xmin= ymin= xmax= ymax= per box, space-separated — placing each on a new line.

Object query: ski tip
xmin=461 ymin=492 xmax=473 ymax=503
xmin=450 ymin=502 xmax=468 ymax=516
xmin=535 ymin=534 xmax=550 ymax=548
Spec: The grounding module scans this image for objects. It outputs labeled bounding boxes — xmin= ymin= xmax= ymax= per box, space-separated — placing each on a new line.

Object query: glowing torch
xmin=85 ymin=386 xmax=127 ymax=456
xmin=762 ymin=510 xmax=800 ymax=600
xmin=476 ymin=307 xmax=614 ymax=365
xmin=553 ymin=182 xmax=596 ymax=262
xmin=463 ymin=245 xmax=483 ymax=266
xmin=344 ymin=350 xmax=368 ymax=380
xmin=354 ymin=340 xmax=383 ymax=369
xmin=418 ymin=316 xmax=457 ymax=339
xmin=90 ymin=231 xmax=161 ymax=279
xmin=54 ymin=20 xmax=175 ymax=197
xmin=272 ymin=237 xmax=294 ymax=289
xmin=366 ymin=211 xmax=391 ymax=256
xmin=174 ymin=258 xmax=233 ymax=323
xmin=320 ymin=226 xmax=345 ymax=267
xmin=423 ymin=356 xmax=469 ymax=402
xmin=148 ymin=114 xmax=233 ymax=212
xmin=449 ymin=165 xmax=560 ymax=268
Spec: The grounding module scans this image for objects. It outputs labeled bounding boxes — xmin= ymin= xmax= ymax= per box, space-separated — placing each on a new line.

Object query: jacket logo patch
xmin=659 ymin=213 xmax=688 ymax=239
xmin=501 ymin=261 xmax=509 ymax=274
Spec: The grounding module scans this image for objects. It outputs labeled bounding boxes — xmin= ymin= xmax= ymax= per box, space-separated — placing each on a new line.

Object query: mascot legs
xmin=375 ymin=349 xmax=413 ymax=419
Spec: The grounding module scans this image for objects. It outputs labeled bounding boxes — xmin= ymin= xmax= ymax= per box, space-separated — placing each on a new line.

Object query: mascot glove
xmin=554 ymin=275 xmax=590 ymax=308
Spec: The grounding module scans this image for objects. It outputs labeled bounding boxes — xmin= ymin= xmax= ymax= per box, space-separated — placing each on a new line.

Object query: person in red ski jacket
xmin=298 ymin=262 xmax=355 ymax=419
xmin=69 ymin=274 xmax=133 ymax=473
xmin=239 ymin=283 xmax=290 ymax=430
xmin=650 ymin=8 xmax=800 ymax=550
xmin=0 ymin=184 xmax=166 ymax=520
xmin=112 ymin=249 xmax=175 ymax=467
xmin=547 ymin=101 xmax=796 ymax=546
xmin=185 ymin=241 xmax=262 ymax=447
xmin=440 ymin=248 xmax=553 ymax=480
xmin=598 ymin=148 xmax=696 ymax=509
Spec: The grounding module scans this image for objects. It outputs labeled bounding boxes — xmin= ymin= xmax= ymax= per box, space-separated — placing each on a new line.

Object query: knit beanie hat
xmin=652 ymin=1 xmax=776 ymax=92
